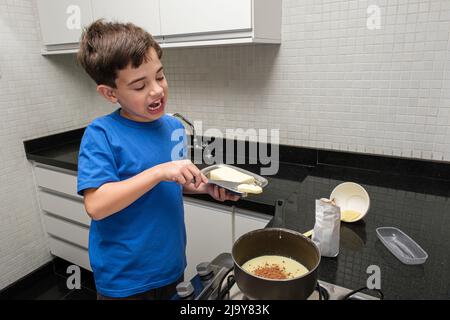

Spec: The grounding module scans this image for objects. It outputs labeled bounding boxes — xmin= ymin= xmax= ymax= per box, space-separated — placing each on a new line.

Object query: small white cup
xmin=330 ymin=182 xmax=370 ymax=222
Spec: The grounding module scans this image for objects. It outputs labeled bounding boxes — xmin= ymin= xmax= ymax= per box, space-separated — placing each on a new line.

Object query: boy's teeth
xmin=148 ymin=101 xmax=161 ymax=110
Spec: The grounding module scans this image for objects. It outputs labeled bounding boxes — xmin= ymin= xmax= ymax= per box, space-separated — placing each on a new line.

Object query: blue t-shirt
xmin=77 ymin=108 xmax=187 ymax=298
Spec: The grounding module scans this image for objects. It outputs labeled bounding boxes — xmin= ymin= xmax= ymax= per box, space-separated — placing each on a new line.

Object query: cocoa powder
xmin=253 ymin=263 xmax=291 ymax=280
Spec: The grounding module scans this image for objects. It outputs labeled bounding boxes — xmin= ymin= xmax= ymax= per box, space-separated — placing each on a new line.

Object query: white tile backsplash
xmin=164 ymin=0 xmax=450 ymax=162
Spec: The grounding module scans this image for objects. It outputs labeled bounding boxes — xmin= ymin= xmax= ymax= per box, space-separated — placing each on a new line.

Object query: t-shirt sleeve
xmin=77 ymin=124 xmax=120 ymax=196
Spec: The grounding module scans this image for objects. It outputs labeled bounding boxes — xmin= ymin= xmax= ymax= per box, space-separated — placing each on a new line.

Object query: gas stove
xmin=173 ymin=253 xmax=380 ymax=300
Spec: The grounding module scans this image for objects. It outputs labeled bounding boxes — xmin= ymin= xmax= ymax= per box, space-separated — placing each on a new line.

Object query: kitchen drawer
xmin=48 ymin=237 xmax=91 ymax=271
xmin=44 ymin=214 xmax=89 ymax=249
xmin=39 ymin=191 xmax=90 ymax=227
xmin=34 ymin=166 xmax=80 ymax=198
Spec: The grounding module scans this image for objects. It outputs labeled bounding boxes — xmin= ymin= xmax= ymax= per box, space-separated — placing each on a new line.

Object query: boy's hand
xmin=206 ymin=184 xmax=241 ymax=202
xmin=158 ymin=160 xmax=208 ymax=188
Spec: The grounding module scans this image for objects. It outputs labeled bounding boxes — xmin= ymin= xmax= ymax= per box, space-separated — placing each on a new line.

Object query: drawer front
xmin=48 ymin=237 xmax=91 ymax=271
xmin=35 ymin=166 xmax=80 ymax=198
xmin=39 ymin=191 xmax=90 ymax=227
xmin=44 ymin=214 xmax=89 ymax=249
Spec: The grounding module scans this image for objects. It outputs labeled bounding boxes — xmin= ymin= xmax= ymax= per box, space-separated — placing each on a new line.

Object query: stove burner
xmin=173 ymin=253 xmax=381 ymax=300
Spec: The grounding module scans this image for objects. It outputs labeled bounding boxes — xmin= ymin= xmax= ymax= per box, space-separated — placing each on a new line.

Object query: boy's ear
xmin=97 ymin=85 xmax=118 ymax=103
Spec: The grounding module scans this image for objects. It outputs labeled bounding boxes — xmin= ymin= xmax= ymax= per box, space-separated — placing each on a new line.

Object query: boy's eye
xmin=157 ymin=76 xmax=165 ymax=81
xmin=135 ymin=85 xmax=145 ymax=91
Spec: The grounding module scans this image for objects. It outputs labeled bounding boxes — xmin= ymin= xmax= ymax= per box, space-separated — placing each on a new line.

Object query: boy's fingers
xmin=194 ymin=171 xmax=203 ymax=188
xmin=181 ymin=168 xmax=194 ymax=186
xmin=219 ymin=187 xmax=226 ymax=201
xmin=200 ymin=172 xmax=208 ymax=184
xmin=193 ymin=178 xmax=200 ymax=188
xmin=214 ymin=186 xmax=220 ymax=200
xmin=226 ymin=193 xmax=234 ymax=200
xmin=187 ymin=165 xmax=202 ymax=188
xmin=176 ymin=175 xmax=186 ymax=185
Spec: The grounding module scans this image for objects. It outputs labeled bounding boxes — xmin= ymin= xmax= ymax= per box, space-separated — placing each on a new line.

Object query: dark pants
xmin=96 ymin=275 xmax=184 ymax=300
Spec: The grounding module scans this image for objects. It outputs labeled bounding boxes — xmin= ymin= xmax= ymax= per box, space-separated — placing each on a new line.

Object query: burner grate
xmin=172 ymin=253 xmax=381 ymax=300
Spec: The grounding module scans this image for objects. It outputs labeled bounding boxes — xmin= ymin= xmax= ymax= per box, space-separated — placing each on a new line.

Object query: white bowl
xmin=330 ymin=182 xmax=370 ymax=222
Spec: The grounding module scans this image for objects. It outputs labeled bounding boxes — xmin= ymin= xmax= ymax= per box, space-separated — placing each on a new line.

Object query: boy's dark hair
xmin=77 ymin=19 xmax=162 ymax=88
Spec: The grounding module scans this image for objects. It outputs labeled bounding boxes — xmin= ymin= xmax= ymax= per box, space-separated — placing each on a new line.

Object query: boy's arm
xmin=84 ymin=160 xmax=206 ymax=220
xmin=84 ymin=165 xmax=163 ymax=221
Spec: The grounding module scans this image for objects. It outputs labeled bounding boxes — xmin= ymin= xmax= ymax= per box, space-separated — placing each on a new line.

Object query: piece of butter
xmin=209 ymin=166 xmax=255 ymax=184
xmin=237 ymin=184 xmax=263 ymax=194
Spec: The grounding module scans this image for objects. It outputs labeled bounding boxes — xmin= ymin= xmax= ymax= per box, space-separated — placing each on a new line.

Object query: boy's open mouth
xmin=147 ymin=99 xmax=163 ymax=113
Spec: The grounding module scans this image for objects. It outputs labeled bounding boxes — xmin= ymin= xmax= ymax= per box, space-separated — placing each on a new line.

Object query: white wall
xmin=164 ymin=0 xmax=450 ymax=161
xmin=0 ymin=0 xmax=111 ymax=289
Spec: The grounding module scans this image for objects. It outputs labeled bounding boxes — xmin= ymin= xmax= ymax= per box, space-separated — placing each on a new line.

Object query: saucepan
xmin=231 ymin=227 xmax=320 ymax=300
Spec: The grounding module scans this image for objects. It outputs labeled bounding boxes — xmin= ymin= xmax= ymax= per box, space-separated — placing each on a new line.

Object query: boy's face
xmin=97 ymin=47 xmax=168 ymax=122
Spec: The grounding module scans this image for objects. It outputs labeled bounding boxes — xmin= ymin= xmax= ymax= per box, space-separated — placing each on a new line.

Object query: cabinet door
xmin=160 ymin=0 xmax=252 ymax=36
xmin=233 ymin=210 xmax=270 ymax=243
xmin=184 ymin=200 xmax=232 ymax=280
xmin=36 ymin=0 xmax=93 ymax=46
xmin=91 ymin=0 xmax=161 ymax=37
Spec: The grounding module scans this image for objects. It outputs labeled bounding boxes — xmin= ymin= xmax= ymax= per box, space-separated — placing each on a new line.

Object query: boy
xmin=76 ymin=20 xmax=239 ymax=300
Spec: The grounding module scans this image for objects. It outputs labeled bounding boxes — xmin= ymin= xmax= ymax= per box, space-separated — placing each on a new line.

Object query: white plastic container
xmin=376 ymin=227 xmax=428 ymax=265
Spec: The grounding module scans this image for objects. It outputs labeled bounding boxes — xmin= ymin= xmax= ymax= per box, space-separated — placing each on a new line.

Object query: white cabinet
xmin=160 ymin=0 xmax=281 ymax=47
xmin=91 ymin=0 xmax=162 ymax=38
xmin=36 ymin=0 xmax=281 ymax=54
xmin=160 ymin=0 xmax=251 ymax=36
xmin=233 ymin=208 xmax=270 ymax=243
xmin=36 ymin=0 xmax=93 ymax=50
xmin=32 ymin=164 xmax=91 ymax=270
xmin=183 ymin=199 xmax=232 ymax=280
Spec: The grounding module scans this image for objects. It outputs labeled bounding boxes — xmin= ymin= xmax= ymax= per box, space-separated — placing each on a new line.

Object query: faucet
xmin=170 ymin=113 xmax=211 ymax=161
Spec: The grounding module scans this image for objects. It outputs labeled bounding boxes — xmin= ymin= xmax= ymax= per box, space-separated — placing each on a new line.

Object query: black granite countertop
xmin=24 ymin=128 xmax=450 ymax=299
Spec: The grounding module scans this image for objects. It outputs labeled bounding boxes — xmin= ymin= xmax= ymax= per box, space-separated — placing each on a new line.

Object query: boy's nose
xmin=149 ymin=86 xmax=164 ymax=98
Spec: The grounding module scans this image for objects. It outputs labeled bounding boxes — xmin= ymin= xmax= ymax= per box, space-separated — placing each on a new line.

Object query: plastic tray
xmin=376 ymin=227 xmax=428 ymax=265
xmin=200 ymin=164 xmax=268 ymax=197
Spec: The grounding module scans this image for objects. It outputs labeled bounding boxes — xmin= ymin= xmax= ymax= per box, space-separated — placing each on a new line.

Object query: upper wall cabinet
xmin=161 ymin=0 xmax=251 ymax=36
xmin=91 ymin=0 xmax=162 ymax=38
xmin=161 ymin=0 xmax=252 ymax=36
xmin=37 ymin=0 xmax=281 ymax=55
xmin=36 ymin=0 xmax=93 ymax=51
xmin=160 ymin=0 xmax=281 ymax=48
